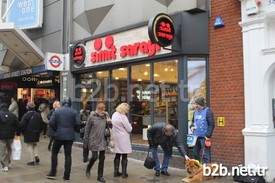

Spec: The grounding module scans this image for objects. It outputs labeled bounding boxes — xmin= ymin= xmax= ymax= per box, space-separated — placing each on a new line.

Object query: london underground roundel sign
xmin=49 ymin=55 xmax=62 ymax=68
xmin=148 ymin=13 xmax=175 ymax=47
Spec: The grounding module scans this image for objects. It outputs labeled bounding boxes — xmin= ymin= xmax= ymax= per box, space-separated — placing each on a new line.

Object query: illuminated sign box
xmin=6 ymin=0 xmax=43 ymax=29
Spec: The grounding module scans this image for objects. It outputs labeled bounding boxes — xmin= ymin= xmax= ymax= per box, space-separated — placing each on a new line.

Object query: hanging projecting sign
xmin=45 ymin=52 xmax=64 ymax=71
xmin=148 ymin=13 xmax=175 ymax=47
xmin=6 ymin=0 xmax=43 ymax=29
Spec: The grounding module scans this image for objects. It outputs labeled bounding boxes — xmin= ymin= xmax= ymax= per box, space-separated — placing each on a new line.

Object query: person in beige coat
xmin=83 ymin=101 xmax=111 ymax=182
xmin=8 ymin=97 xmax=18 ymax=119
xmin=111 ymin=103 xmax=132 ymax=178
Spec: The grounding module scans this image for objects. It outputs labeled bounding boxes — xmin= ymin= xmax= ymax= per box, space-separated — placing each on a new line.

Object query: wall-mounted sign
xmin=213 ymin=16 xmax=225 ymax=28
xmin=71 ymin=26 xmax=170 ymax=70
xmin=245 ymin=0 xmax=259 ymax=16
xmin=45 ymin=52 xmax=64 ymax=71
xmin=148 ymin=13 xmax=175 ymax=47
xmin=217 ymin=117 xmax=225 ymax=127
xmin=6 ymin=0 xmax=43 ymax=29
xmin=72 ymin=45 xmax=86 ymax=68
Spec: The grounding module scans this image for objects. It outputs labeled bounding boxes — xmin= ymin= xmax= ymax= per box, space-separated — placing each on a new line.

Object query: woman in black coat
xmin=20 ymin=102 xmax=44 ymax=166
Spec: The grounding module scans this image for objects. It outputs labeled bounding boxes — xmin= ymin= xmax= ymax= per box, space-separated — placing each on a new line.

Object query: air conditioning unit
xmin=187 ymin=0 xmax=210 ymax=14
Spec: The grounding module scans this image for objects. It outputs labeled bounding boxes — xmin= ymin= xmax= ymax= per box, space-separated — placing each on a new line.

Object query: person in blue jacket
xmin=46 ymin=97 xmax=80 ymax=181
xmin=191 ymin=97 xmax=215 ymax=164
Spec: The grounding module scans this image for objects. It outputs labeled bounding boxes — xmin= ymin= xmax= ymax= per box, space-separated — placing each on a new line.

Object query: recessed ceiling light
xmin=145 ymin=64 xmax=150 ymax=67
xmin=137 ymin=79 xmax=142 ymax=81
xmin=97 ymin=71 xmax=103 ymax=74
xmin=115 ymin=77 xmax=119 ymax=80
xmin=144 ymin=71 xmax=148 ymax=76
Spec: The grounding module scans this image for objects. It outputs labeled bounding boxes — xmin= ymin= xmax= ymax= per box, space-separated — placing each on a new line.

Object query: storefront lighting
xmin=137 ymin=79 xmax=142 ymax=81
xmin=154 ymin=74 xmax=159 ymax=77
xmin=145 ymin=64 xmax=150 ymax=67
xmin=89 ymin=75 xmax=93 ymax=78
xmin=118 ymin=68 xmax=125 ymax=71
xmin=82 ymin=88 xmax=87 ymax=92
xmin=97 ymin=71 xmax=103 ymax=74
xmin=170 ymin=68 xmax=174 ymax=71
xmin=115 ymin=77 xmax=119 ymax=80
xmin=164 ymin=68 xmax=168 ymax=71
xmin=144 ymin=71 xmax=148 ymax=76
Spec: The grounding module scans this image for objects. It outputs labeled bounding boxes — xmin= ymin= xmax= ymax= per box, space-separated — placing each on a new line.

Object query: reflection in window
xmin=187 ymin=58 xmax=206 ymax=133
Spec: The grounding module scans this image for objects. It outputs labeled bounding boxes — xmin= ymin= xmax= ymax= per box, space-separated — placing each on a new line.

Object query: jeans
xmin=150 ymin=145 xmax=170 ymax=172
xmin=49 ymin=139 xmax=74 ymax=180
xmin=193 ymin=137 xmax=211 ymax=163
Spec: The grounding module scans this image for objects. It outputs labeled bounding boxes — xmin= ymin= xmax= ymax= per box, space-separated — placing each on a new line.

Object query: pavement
xmin=1 ymin=137 xmax=237 ymax=183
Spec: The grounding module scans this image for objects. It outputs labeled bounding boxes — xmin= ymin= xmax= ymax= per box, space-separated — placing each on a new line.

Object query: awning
xmin=0 ymin=22 xmax=44 ymax=67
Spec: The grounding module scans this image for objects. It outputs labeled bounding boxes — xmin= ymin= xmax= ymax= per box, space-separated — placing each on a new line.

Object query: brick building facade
xmin=209 ymin=0 xmax=245 ymax=167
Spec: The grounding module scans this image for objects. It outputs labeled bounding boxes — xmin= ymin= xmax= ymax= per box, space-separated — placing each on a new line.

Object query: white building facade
xmin=240 ymin=0 xmax=275 ymax=181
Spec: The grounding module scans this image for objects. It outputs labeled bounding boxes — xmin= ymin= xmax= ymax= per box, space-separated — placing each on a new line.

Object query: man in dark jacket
xmin=20 ymin=102 xmax=44 ymax=166
xmin=147 ymin=122 xmax=190 ymax=177
xmin=47 ymin=97 xmax=80 ymax=181
xmin=0 ymin=103 xmax=19 ymax=172
xmin=190 ymin=97 xmax=215 ymax=164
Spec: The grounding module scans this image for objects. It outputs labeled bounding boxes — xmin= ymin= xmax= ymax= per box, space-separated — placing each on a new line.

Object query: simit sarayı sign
xmin=72 ymin=26 xmax=171 ymax=69
xmin=148 ymin=13 xmax=175 ymax=47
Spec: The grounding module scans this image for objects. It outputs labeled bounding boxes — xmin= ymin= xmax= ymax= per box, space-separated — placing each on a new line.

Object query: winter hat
xmin=27 ymin=102 xmax=36 ymax=110
xmin=195 ymin=97 xmax=205 ymax=106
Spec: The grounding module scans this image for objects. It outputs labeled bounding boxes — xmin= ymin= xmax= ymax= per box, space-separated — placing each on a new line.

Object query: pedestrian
xmin=79 ymin=104 xmax=92 ymax=163
xmin=190 ymin=97 xmax=215 ymax=163
xmin=19 ymin=102 xmax=44 ymax=166
xmin=111 ymin=102 xmax=132 ymax=178
xmin=46 ymin=101 xmax=61 ymax=151
xmin=83 ymin=100 xmax=112 ymax=182
xmin=147 ymin=122 xmax=190 ymax=177
xmin=38 ymin=102 xmax=50 ymax=138
xmin=0 ymin=103 xmax=19 ymax=172
xmin=8 ymin=97 xmax=19 ymax=119
xmin=47 ymin=97 xmax=80 ymax=181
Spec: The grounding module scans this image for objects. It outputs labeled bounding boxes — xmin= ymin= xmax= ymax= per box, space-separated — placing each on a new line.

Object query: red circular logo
xmin=49 ymin=55 xmax=62 ymax=68
xmin=105 ymin=35 xmax=114 ymax=48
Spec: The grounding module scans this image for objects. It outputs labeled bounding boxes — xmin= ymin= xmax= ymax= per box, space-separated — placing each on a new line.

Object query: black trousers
xmin=50 ymin=139 xmax=74 ymax=179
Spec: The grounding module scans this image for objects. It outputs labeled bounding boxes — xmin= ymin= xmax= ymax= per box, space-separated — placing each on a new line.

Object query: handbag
xmin=11 ymin=136 xmax=22 ymax=160
xmin=144 ymin=149 xmax=156 ymax=169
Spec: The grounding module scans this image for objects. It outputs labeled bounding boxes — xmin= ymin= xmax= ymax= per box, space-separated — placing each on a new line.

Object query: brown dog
xmin=182 ymin=159 xmax=220 ymax=183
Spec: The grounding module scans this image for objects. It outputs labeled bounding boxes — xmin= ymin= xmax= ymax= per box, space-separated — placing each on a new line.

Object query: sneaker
xmin=2 ymin=166 xmax=8 ymax=172
xmin=27 ymin=161 xmax=36 ymax=166
xmin=46 ymin=173 xmax=56 ymax=179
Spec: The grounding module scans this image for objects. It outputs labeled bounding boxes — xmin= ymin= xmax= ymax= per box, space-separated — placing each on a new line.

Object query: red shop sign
xmin=148 ymin=13 xmax=175 ymax=47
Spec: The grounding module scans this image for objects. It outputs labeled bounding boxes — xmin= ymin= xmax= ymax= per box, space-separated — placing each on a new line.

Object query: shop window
xmin=187 ymin=58 xmax=206 ymax=133
xmin=153 ymin=60 xmax=178 ymax=129
xmin=130 ymin=64 xmax=151 ymax=136
xmin=110 ymin=68 xmax=128 ymax=114
xmin=79 ymin=71 xmax=109 ymax=110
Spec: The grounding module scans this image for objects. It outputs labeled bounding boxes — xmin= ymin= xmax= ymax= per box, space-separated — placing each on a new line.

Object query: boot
xmin=97 ymin=159 xmax=105 ymax=182
xmin=121 ymin=159 xmax=128 ymax=178
xmin=86 ymin=158 xmax=95 ymax=177
xmin=114 ymin=158 xmax=122 ymax=177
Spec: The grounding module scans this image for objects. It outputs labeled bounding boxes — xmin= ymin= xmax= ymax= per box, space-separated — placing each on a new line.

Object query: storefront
xmin=71 ymin=11 xmax=209 ymax=146
xmin=0 ymin=65 xmax=60 ymax=114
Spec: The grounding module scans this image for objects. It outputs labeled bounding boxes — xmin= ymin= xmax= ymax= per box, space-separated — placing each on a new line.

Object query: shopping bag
xmin=144 ymin=150 xmax=156 ymax=169
xmin=11 ymin=136 xmax=22 ymax=160
xmin=187 ymin=134 xmax=197 ymax=147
